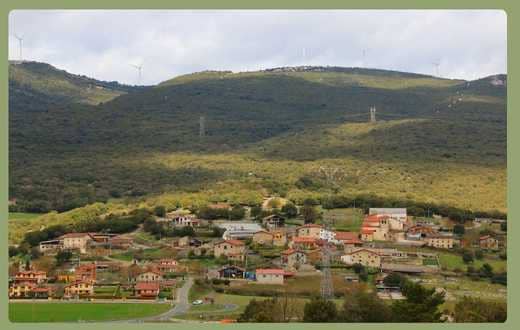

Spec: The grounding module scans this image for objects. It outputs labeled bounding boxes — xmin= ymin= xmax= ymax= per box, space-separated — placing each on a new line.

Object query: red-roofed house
xmin=256 ymin=268 xmax=285 ymax=284
xmin=75 ymin=263 xmax=96 ymax=283
xmin=13 ymin=270 xmax=47 ymax=284
xmin=214 ymin=240 xmax=246 ymax=261
xmin=154 ymin=259 xmax=178 ymax=273
xmin=334 ymin=231 xmax=362 ymax=247
xmin=360 ymin=215 xmax=390 ymax=241
xmin=289 ymin=236 xmax=319 ymax=250
xmin=134 ymin=282 xmax=160 ymax=299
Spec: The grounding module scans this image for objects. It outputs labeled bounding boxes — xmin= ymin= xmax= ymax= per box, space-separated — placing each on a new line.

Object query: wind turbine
xmin=130 ymin=63 xmax=143 ymax=85
xmin=432 ymin=61 xmax=440 ymax=77
xmin=362 ymin=48 xmax=370 ymax=68
xmin=14 ymin=34 xmax=23 ymax=62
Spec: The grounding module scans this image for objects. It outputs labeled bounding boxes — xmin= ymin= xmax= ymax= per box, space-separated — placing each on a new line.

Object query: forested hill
xmin=8 ymin=63 xmax=507 ymax=219
xmin=9 ymin=61 xmax=146 ymax=108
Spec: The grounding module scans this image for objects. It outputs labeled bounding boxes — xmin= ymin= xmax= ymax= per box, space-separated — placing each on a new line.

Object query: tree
xmin=153 ymin=205 xmax=166 ymax=217
xmin=340 ymin=285 xmax=391 ymax=322
xmin=229 ymin=205 xmax=246 ymax=220
xmin=500 ymin=222 xmax=507 ymax=232
xmin=238 ymin=298 xmax=280 ymax=322
xmin=250 ymin=206 xmax=263 ymax=219
xmin=454 ymin=297 xmax=506 ymax=322
xmin=391 ymin=281 xmax=445 ymax=322
xmin=479 ymin=263 xmax=494 ymax=278
xmin=303 ymin=297 xmax=338 ymax=322
xmin=55 ymin=250 xmax=72 ymax=266
xmin=453 ymin=224 xmax=465 ymax=235
xmin=462 ymin=250 xmax=474 ymax=263
xmin=383 ymin=272 xmax=405 ymax=287
xmin=301 ymin=205 xmax=319 ymax=224
xmin=281 ymin=202 xmax=298 ymax=218
xmin=475 ymin=249 xmax=484 ymax=260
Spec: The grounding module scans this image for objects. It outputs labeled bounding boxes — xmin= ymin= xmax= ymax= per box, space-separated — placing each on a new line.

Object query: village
xmin=8 ymin=199 xmax=507 ymax=322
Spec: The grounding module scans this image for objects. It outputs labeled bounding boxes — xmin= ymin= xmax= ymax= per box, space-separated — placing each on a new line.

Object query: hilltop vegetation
xmin=8 ymin=63 xmax=507 ymax=235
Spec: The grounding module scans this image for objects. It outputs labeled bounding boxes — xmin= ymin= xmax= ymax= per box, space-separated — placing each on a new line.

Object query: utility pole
xmin=369 ymin=106 xmax=377 ymax=123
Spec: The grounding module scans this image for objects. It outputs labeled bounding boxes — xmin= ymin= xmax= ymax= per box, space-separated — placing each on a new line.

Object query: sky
xmin=9 ymin=10 xmax=507 ymax=85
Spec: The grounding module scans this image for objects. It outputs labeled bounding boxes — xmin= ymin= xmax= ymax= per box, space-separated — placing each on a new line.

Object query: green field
xmin=9 ymin=302 xmax=171 ymax=322
xmin=437 ymin=252 xmax=506 ymax=272
xmin=321 ymin=208 xmax=363 ymax=231
xmin=8 ymin=212 xmax=42 ymax=221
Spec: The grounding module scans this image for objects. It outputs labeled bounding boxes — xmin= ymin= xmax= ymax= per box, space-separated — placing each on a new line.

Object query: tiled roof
xmin=216 ymin=239 xmax=245 ymax=246
xmin=135 ymin=282 xmax=160 ymax=291
xmin=256 ymin=268 xmax=285 ymax=275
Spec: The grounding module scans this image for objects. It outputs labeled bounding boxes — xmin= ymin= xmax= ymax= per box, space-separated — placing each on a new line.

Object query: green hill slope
xmin=9 ymin=61 xmax=145 ymax=107
xmin=8 ymin=64 xmax=506 ymax=220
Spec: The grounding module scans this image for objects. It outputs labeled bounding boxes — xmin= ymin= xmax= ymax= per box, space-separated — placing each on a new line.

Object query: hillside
xmin=9 ymin=61 xmax=145 ymax=108
xmin=8 ymin=64 xmax=507 ymax=224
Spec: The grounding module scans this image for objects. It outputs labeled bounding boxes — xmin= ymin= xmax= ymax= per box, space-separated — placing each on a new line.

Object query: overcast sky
xmin=9 ymin=10 xmax=507 ymax=85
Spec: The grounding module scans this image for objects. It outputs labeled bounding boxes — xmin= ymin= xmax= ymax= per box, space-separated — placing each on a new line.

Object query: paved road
xmin=145 ymin=276 xmax=194 ymax=322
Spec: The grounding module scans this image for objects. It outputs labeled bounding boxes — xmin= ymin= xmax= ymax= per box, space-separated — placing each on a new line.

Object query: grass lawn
xmin=321 ymin=208 xmax=363 ymax=231
xmin=9 ymin=302 xmax=171 ymax=322
xmin=438 ymin=252 xmax=506 ymax=272
xmin=8 ymin=212 xmax=42 ymax=221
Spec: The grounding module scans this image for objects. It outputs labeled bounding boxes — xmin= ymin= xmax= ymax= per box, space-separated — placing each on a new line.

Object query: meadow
xmin=9 ymin=302 xmax=170 ymax=322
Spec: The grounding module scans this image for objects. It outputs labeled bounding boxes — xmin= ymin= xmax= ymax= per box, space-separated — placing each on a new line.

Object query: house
xmin=252 ymin=231 xmax=274 ymax=245
xmin=289 ymin=236 xmax=319 ymax=250
xmin=296 ymin=224 xmax=323 ymax=239
xmin=134 ymin=282 xmax=160 ymax=299
xmin=170 ymin=214 xmax=201 ymax=227
xmin=425 ymin=234 xmax=454 ymax=249
xmin=39 ymin=239 xmax=62 ymax=254
xmin=271 ymin=230 xmax=287 ymax=247
xmin=75 ymin=263 xmax=96 ymax=283
xmin=369 ymin=208 xmax=407 ymax=224
xmin=341 ymin=249 xmax=381 ymax=268
xmin=334 ymin=231 xmax=362 ymax=247
xmin=58 ymin=233 xmax=94 ymax=253
xmin=178 ymin=236 xmax=203 ymax=247
xmin=304 ymin=249 xmax=322 ymax=264
xmin=255 ymin=268 xmax=285 ymax=284
xmin=64 ymin=280 xmax=94 ymax=297
xmin=479 ymin=235 xmax=499 ymax=250
xmin=281 ymin=249 xmax=307 ymax=270
xmin=13 ymin=270 xmax=47 ymax=284
xmin=154 ymin=259 xmax=178 ymax=273
xmin=262 ymin=214 xmax=285 ymax=229
xmin=214 ymin=240 xmax=246 ymax=262
xmin=134 ymin=270 xmax=164 ymax=282
xmin=109 ymin=235 xmax=133 ymax=249
xmin=220 ymin=222 xmax=263 ymax=240
xmin=218 ymin=265 xmax=245 ymax=279
xmin=9 ymin=282 xmax=51 ymax=299
xmin=361 ymin=215 xmax=391 ymax=241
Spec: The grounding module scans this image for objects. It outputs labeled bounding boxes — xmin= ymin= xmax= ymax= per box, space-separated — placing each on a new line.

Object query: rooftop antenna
xmin=14 ymin=34 xmax=23 ymax=62
xmin=130 ymin=63 xmax=143 ymax=85
xmin=432 ymin=61 xmax=440 ymax=77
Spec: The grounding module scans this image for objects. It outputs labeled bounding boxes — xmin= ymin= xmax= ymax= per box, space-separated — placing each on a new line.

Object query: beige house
xmin=134 ymin=270 xmax=163 ymax=282
xmin=14 ymin=270 xmax=47 ymax=284
xmin=425 ymin=235 xmax=454 ymax=249
xmin=59 ymin=233 xmax=94 ymax=254
xmin=271 ymin=230 xmax=288 ymax=247
xmin=296 ymin=224 xmax=322 ymax=239
xmin=252 ymin=231 xmax=274 ymax=245
xmin=214 ymin=240 xmax=246 ymax=262
xmin=256 ymin=268 xmax=285 ymax=284
xmin=479 ymin=235 xmax=499 ymax=250
xmin=64 ymin=280 xmax=94 ymax=297
xmin=361 ymin=215 xmax=390 ymax=241
xmin=341 ymin=249 xmax=382 ymax=268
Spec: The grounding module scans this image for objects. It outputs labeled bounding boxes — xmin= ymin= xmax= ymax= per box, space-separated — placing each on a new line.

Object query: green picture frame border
xmin=0 ymin=1 xmax=514 ymax=328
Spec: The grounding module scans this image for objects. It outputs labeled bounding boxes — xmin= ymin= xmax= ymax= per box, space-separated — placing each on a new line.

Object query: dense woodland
xmin=8 ymin=62 xmax=507 ymax=232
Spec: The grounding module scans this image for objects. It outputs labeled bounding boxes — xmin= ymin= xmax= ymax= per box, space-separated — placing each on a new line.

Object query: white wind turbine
xmin=130 ymin=62 xmax=143 ymax=85
xmin=14 ymin=34 xmax=23 ymax=62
